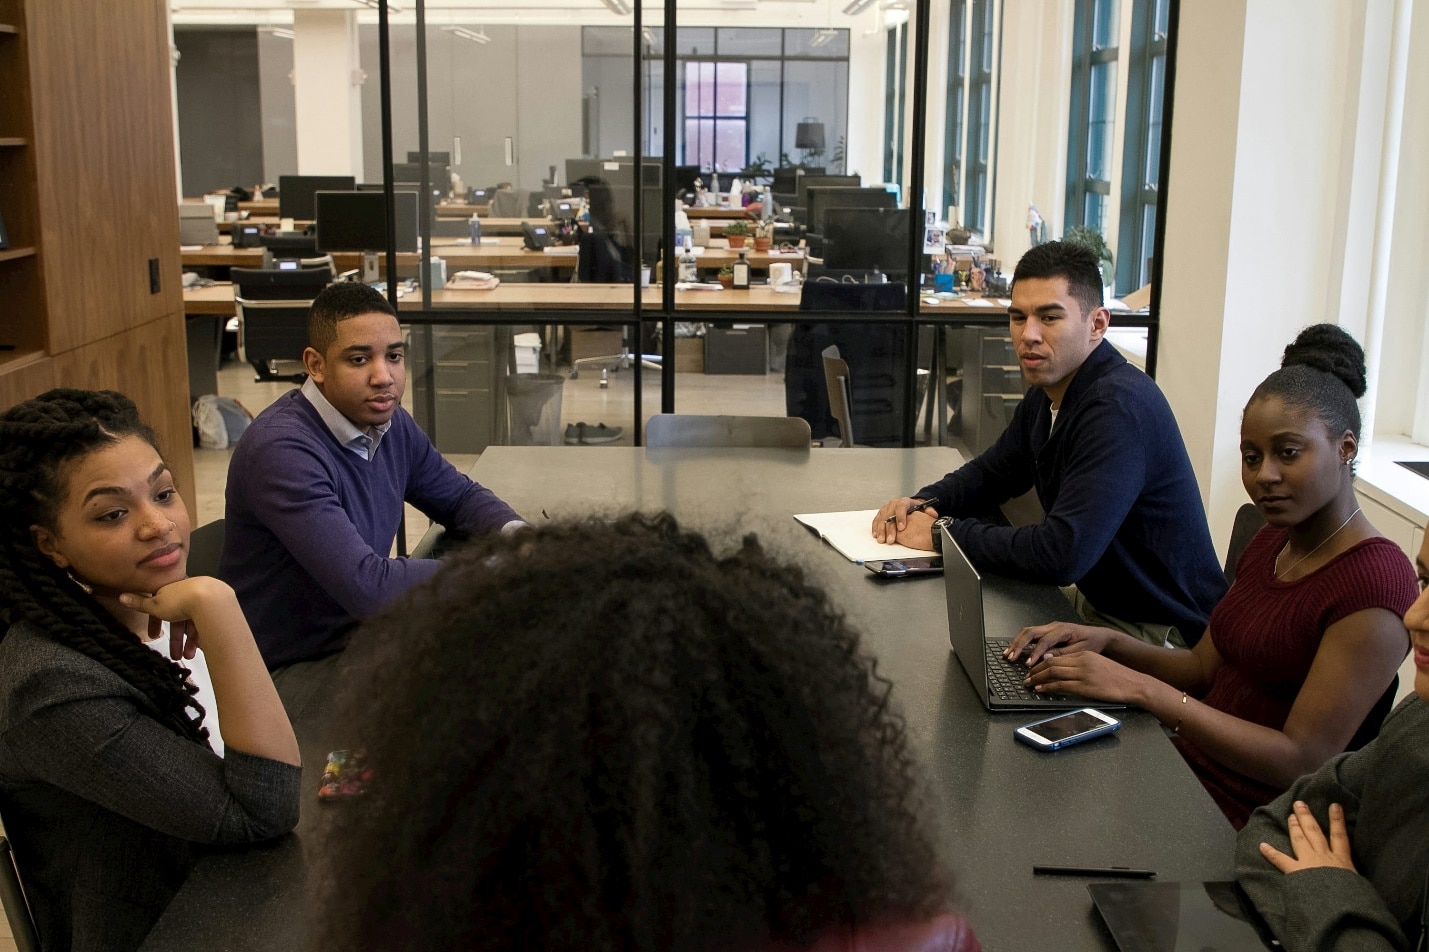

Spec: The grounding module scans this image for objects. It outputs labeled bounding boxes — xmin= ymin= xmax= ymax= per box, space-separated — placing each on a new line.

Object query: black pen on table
xmin=884 ymin=498 xmax=937 ymax=524
xmin=1032 ymin=864 xmax=1156 ymax=879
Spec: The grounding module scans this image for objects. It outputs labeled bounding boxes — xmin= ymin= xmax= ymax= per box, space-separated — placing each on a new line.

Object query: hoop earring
xmin=67 ymin=571 xmax=93 ymax=595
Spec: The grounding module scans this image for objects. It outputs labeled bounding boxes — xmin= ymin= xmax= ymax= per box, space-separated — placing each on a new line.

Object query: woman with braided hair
xmin=0 ymin=389 xmax=300 ymax=952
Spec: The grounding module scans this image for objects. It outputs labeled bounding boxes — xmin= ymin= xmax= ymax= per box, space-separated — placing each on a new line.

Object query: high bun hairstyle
xmin=0 ymin=389 xmax=209 ymax=745
xmin=1248 ymin=324 xmax=1366 ymax=444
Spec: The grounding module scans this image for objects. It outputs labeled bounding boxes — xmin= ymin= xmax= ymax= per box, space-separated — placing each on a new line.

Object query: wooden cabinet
xmin=0 ymin=0 xmax=194 ymax=512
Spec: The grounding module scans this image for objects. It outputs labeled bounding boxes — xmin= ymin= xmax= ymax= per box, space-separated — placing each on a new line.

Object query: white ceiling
xmin=169 ymin=0 xmax=891 ymax=29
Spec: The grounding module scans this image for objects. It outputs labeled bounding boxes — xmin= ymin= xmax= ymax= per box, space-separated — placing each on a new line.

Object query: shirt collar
xmin=301 ymin=376 xmax=392 ymax=460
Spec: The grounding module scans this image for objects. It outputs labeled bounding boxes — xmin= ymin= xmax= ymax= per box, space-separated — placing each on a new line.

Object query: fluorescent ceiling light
xmin=354 ymin=0 xmax=403 ymax=14
xmin=262 ymin=26 xmax=296 ymax=38
xmin=442 ymin=24 xmax=490 ymax=43
xmin=641 ymin=26 xmax=656 ymax=45
xmin=600 ymin=0 xmax=631 ymax=15
xmin=842 ymin=0 xmax=875 ymax=13
xmin=809 ymin=27 xmax=836 ymax=47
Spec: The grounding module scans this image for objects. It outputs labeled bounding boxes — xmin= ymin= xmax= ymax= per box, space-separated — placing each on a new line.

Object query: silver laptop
xmin=942 ymin=525 xmax=1120 ymax=711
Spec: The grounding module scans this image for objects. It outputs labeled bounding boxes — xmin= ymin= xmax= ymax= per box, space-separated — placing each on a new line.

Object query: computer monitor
xmin=822 ymin=207 xmax=912 ymax=275
xmin=314 ymin=190 xmax=420 ymax=253
xmin=406 ymin=151 xmax=451 ymax=165
xmin=566 ymin=158 xmax=604 ymax=185
xmin=260 ymin=233 xmax=319 ymax=257
xmin=805 ymin=186 xmax=896 ymax=235
xmin=796 ymin=174 xmax=860 ymax=210
xmin=391 ymin=162 xmax=450 ymax=189
xmin=278 ymin=175 xmax=357 ymax=220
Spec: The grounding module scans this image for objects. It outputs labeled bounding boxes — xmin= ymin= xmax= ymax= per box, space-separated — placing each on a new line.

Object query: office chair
xmin=820 ymin=346 xmax=858 ymax=448
xmin=785 ymin=280 xmax=908 ymax=445
xmin=566 ymin=231 xmax=659 ymax=387
xmin=0 ymin=835 xmax=40 ymax=952
xmin=1223 ymin=502 xmax=1266 ymax=585
xmin=232 ymin=266 xmax=332 ymax=383
xmin=489 ymin=187 xmax=528 ymax=218
xmin=187 ymin=518 xmax=226 ymax=580
xmin=644 ymin=413 xmax=811 ymax=449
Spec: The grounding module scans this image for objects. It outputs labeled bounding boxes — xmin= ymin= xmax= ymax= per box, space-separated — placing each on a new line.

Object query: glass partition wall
xmin=177 ymin=0 xmax=1174 ymax=454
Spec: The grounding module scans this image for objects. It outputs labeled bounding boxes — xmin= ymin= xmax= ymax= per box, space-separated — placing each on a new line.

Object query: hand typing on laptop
xmin=1023 ymin=650 xmax=1158 ymax=706
xmin=1005 ymin=621 xmax=1116 ymax=666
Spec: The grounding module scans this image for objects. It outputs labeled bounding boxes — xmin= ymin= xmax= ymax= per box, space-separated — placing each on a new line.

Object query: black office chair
xmin=785 ymin=280 xmax=908 ymax=445
xmin=232 ymin=266 xmax=332 ymax=383
xmin=1223 ymin=502 xmax=1266 ymax=585
xmin=0 ymin=835 xmax=40 ymax=952
xmin=187 ymin=518 xmax=226 ymax=580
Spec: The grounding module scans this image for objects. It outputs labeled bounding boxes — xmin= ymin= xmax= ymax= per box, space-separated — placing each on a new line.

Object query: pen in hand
xmin=884 ymin=499 xmax=937 ymax=524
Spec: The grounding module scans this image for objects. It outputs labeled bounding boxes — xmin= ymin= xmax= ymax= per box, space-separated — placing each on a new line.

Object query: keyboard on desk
xmin=984 ymin=639 xmax=1071 ymax=703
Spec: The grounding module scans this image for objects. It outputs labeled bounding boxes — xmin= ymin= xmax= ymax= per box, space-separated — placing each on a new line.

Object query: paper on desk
xmin=794 ymin=510 xmax=936 ymax=563
xmin=674 ymin=282 xmax=723 ymax=291
xmin=542 ymin=245 xmax=580 ymax=255
xmin=965 ymin=298 xmax=994 ymax=307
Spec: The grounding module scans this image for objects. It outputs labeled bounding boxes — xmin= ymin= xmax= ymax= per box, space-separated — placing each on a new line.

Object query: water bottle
xmin=469 ymin=214 xmax=482 ymax=245
xmin=678 ymin=237 xmax=698 ymax=284
xmin=674 ymin=201 xmax=692 ymax=250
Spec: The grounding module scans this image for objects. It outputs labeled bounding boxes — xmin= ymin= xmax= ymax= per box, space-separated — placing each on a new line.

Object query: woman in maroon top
xmin=1008 ymin=325 xmax=1416 ymax=828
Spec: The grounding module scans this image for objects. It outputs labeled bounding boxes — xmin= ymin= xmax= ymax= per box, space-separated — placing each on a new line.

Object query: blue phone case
xmin=1015 ymin=709 xmax=1121 ymax=750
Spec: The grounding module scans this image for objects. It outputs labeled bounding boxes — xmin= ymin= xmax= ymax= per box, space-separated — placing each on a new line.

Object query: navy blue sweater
xmin=220 ymin=391 xmax=521 ymax=668
xmin=917 ymin=340 xmax=1226 ymax=642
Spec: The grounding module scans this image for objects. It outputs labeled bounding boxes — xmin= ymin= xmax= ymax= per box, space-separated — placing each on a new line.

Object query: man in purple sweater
xmin=220 ymin=283 xmax=524 ymax=672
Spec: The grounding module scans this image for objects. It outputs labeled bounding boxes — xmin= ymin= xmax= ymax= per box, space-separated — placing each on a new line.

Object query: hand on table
xmin=1259 ymin=802 xmax=1358 ymax=875
xmin=1024 ymin=651 xmax=1147 ymax=704
xmin=1005 ymin=621 xmax=1115 ymax=666
xmin=871 ymin=497 xmax=937 ymax=545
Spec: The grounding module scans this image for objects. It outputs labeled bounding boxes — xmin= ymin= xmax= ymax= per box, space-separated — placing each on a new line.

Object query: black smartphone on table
xmin=864 ymin=556 xmax=943 ymax=578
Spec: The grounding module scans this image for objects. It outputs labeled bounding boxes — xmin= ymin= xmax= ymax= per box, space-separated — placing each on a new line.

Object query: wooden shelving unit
xmin=0 ymin=137 xmax=25 ymax=147
xmin=0 ymin=246 xmax=36 ymax=262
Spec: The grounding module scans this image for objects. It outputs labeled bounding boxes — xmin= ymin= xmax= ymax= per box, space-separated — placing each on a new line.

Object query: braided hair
xmin=1248 ymin=324 xmax=1366 ymax=442
xmin=0 ymin=388 xmax=209 ymax=745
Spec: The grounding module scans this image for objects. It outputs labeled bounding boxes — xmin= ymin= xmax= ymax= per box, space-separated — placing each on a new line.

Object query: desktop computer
xmin=278 ymin=175 xmax=357 ymax=220
xmin=315 ymin=189 xmax=420 ymax=283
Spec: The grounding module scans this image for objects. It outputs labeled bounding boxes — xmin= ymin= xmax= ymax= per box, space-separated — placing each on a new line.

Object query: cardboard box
xmin=674 ymin=337 xmax=704 ymax=373
xmin=704 ymin=324 xmax=768 ymax=375
xmin=568 ymin=327 xmax=623 ymax=363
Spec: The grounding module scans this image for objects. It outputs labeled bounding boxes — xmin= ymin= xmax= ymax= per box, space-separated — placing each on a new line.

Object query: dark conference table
xmin=141 ymin=446 xmax=1235 ymax=951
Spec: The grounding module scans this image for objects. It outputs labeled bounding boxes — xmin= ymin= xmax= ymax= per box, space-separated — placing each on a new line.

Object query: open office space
xmin=4 ymin=0 xmax=1429 ymax=949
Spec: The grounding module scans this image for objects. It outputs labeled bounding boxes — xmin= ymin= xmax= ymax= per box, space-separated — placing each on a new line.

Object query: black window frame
xmin=1064 ymin=0 xmax=1120 ymax=238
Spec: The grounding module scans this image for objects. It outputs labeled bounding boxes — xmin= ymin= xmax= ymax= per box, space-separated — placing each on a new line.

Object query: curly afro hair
xmin=315 ymin=512 xmax=954 ymax=952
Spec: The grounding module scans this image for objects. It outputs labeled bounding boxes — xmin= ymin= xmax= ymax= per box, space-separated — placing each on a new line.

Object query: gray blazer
xmin=0 ymin=622 xmax=301 ymax=952
xmin=1237 ymin=694 xmax=1429 ymax=951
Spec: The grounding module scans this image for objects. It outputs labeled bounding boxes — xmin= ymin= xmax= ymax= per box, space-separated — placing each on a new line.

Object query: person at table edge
xmin=219 ymin=282 xmax=525 ymax=669
xmin=873 ymin=241 xmax=1226 ymax=646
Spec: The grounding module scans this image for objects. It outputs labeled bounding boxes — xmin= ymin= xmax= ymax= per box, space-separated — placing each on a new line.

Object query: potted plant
xmin=717 ymin=264 xmax=735 ymax=289
xmin=753 ymin=220 xmax=774 ymax=252
xmin=724 ymin=219 xmax=749 ymax=248
xmin=1063 ymin=225 xmax=1116 ymax=292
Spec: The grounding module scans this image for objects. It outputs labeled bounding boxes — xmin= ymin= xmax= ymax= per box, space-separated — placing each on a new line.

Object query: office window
xmin=1065 ymin=0 xmax=1119 ymax=237
xmin=683 ymin=61 xmax=748 ymax=171
xmin=963 ymin=0 xmax=994 ymax=234
xmin=942 ymin=0 xmax=967 ymax=216
xmin=1116 ymin=0 xmax=1168 ymax=291
xmin=882 ymin=24 xmax=907 ymax=186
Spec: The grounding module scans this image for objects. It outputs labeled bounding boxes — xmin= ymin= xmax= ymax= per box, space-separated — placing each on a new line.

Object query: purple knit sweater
xmin=219 ymin=390 xmax=521 ymax=667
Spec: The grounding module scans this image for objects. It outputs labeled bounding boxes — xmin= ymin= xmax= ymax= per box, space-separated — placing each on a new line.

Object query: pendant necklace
xmin=1275 ymin=507 xmax=1361 ymax=580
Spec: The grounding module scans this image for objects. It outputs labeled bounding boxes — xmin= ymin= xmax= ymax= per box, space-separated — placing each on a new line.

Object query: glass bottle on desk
xmin=732 ymin=249 xmax=749 ymax=289
xmin=678 ymin=236 xmax=699 ymax=284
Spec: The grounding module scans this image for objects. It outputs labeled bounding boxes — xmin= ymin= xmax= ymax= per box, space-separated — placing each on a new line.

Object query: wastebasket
xmin=506 ymin=373 xmax=565 ymax=446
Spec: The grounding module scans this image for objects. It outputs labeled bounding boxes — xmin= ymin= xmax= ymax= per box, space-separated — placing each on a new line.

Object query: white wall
xmin=292 ymin=10 xmax=364 ymax=178
xmin=845 ymin=17 xmax=887 ymax=185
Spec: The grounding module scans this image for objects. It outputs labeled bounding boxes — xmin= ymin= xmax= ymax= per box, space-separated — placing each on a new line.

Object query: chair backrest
xmin=489 ymin=188 xmax=527 ymax=218
xmin=821 ymin=346 xmax=856 ymax=447
xmin=644 ymin=414 xmax=811 ymax=449
xmin=0 ymin=835 xmax=40 ymax=952
xmin=231 ymin=267 xmax=331 ymax=303
xmin=1223 ymin=502 xmax=1266 ymax=584
xmin=187 ymin=518 xmax=226 ymax=580
xmin=798 ymin=279 xmax=907 ymax=312
xmin=1346 ymin=675 xmax=1399 ymax=753
xmin=577 ymin=229 xmax=634 ymax=283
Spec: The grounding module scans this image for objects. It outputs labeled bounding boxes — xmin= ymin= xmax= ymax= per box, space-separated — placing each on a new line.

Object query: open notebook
xmin=794 ymin=509 xmax=936 ymax=564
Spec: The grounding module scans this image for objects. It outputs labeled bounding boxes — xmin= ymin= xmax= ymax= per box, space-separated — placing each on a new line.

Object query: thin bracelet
xmin=1171 ymin=691 xmax=1189 ymax=734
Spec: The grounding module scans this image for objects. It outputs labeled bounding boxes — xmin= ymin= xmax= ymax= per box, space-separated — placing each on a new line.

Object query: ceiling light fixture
xmin=809 ymin=27 xmax=836 ymax=47
xmin=442 ymin=24 xmax=490 ymax=43
xmin=841 ymin=0 xmax=875 ymax=13
xmin=600 ymin=0 xmax=631 ymax=15
xmin=263 ymin=26 xmax=296 ymax=39
xmin=641 ymin=26 xmax=656 ymax=46
xmin=354 ymin=0 xmax=403 ymax=14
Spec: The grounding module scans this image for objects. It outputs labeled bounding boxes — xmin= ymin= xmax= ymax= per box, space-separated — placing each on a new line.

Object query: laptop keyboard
xmin=985 ymin=639 xmax=1070 ymax=703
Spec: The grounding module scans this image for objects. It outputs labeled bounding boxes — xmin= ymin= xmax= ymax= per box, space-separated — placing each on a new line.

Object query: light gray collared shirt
xmin=301 ymin=376 xmax=392 ymax=461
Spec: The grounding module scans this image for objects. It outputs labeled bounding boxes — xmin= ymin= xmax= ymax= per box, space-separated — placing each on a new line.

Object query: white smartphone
xmin=1015 ymin=708 xmax=1121 ymax=751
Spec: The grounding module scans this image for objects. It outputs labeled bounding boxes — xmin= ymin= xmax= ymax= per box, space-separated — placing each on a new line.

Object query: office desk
xmin=237 ymin=199 xmax=279 ymax=214
xmin=685 ymin=205 xmax=751 ymax=219
xmin=141 ymin=447 xmax=1233 ymax=952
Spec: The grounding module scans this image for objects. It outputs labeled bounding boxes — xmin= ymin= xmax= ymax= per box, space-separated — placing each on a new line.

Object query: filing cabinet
xmin=409 ymin=324 xmax=512 ymax=453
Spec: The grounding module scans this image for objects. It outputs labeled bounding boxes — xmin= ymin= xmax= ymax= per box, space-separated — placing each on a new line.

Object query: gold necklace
xmin=1275 ymin=507 xmax=1362 ymax=580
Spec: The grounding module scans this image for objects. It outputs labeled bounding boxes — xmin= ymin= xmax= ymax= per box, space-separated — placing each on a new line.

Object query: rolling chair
xmin=1 ymin=835 xmax=40 ymax=952
xmin=489 ymin=187 xmax=528 ymax=218
xmin=187 ymin=518 xmax=226 ymax=579
xmin=644 ymin=413 xmax=811 ymax=449
xmin=568 ymin=230 xmax=660 ymax=388
xmin=232 ymin=265 xmax=332 ymax=383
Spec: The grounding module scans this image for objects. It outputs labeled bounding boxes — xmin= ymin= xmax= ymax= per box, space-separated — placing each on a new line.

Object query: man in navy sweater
xmin=873 ymin=242 xmax=1225 ymax=646
xmin=220 ymin=283 xmax=525 ymax=671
